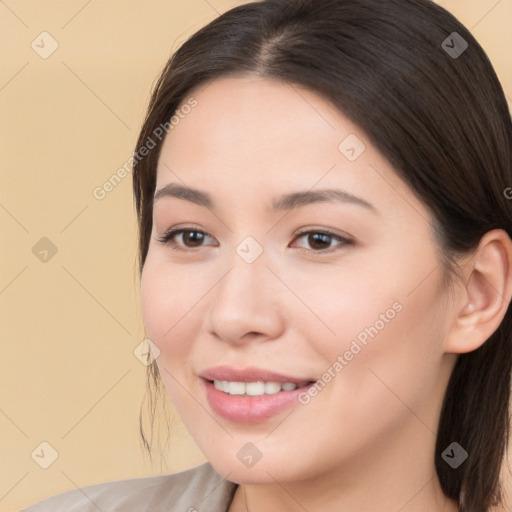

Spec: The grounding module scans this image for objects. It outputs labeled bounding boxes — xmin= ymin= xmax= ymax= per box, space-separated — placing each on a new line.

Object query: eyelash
xmin=156 ymin=227 xmax=353 ymax=254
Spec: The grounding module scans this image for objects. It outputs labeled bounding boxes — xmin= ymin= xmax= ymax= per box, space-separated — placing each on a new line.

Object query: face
xmin=141 ymin=76 xmax=457 ymax=485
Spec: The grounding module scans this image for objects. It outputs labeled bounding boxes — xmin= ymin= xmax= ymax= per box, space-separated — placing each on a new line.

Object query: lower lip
xmin=203 ymin=379 xmax=312 ymax=424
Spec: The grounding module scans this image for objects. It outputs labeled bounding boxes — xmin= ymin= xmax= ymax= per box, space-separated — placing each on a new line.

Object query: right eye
xmin=156 ymin=228 xmax=217 ymax=251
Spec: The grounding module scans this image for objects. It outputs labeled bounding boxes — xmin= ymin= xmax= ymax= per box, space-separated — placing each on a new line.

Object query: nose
xmin=204 ymin=248 xmax=285 ymax=346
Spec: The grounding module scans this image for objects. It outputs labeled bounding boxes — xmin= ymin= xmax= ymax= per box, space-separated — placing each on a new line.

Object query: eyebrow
xmin=153 ymin=183 xmax=378 ymax=214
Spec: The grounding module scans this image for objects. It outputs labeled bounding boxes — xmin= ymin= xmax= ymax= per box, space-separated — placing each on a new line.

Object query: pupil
xmin=185 ymin=231 xmax=203 ymax=247
xmin=310 ymin=233 xmax=329 ymax=249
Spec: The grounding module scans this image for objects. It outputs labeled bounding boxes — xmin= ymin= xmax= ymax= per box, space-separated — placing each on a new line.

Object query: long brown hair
xmin=132 ymin=1 xmax=512 ymax=510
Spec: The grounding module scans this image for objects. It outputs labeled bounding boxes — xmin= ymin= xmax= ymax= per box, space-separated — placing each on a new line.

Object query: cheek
xmin=336 ymin=271 xmax=449 ymax=419
xmin=140 ymin=259 xmax=168 ymax=343
xmin=140 ymin=255 xmax=194 ymax=356
xmin=308 ymin=256 xmax=449 ymax=410
xmin=140 ymin=257 xmax=200 ymax=407
xmin=313 ymin=243 xmax=448 ymax=368
xmin=282 ymin=260 xmax=398 ymax=359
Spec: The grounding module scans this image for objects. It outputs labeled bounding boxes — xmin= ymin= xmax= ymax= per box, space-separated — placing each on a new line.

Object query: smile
xmin=212 ymin=379 xmax=311 ymax=396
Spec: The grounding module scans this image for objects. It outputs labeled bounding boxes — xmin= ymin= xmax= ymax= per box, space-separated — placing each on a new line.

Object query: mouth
xmin=199 ymin=366 xmax=317 ymax=424
xmin=199 ymin=365 xmax=316 ymax=386
xmin=208 ymin=379 xmax=315 ymax=396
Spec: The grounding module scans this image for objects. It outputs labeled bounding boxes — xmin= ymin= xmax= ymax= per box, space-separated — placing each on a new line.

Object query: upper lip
xmin=200 ymin=365 xmax=315 ymax=384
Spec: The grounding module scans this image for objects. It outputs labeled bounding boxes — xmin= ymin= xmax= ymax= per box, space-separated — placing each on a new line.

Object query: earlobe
xmin=445 ymin=229 xmax=512 ymax=354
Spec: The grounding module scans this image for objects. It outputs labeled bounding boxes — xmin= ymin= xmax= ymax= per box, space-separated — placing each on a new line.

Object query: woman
xmin=24 ymin=0 xmax=512 ymax=510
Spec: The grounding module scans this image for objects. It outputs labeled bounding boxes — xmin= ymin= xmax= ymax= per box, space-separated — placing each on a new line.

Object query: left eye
xmin=156 ymin=228 xmax=351 ymax=253
xmin=292 ymin=230 xmax=352 ymax=252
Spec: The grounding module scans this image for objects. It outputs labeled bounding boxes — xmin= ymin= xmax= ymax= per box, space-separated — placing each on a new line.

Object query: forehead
xmin=154 ymin=76 xmax=429 ymax=224
xmin=157 ymin=76 xmax=348 ymax=177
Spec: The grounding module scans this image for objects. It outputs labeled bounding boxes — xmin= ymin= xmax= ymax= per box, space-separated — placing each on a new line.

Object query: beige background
xmin=0 ymin=1 xmax=511 ymax=511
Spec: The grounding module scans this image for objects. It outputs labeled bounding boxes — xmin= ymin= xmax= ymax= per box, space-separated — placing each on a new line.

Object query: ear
xmin=445 ymin=229 xmax=512 ymax=354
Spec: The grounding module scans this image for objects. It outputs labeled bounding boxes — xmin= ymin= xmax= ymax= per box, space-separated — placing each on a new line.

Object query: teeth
xmin=245 ymin=381 xmax=265 ymax=396
xmin=213 ymin=380 xmax=301 ymax=396
xmin=229 ymin=382 xmax=245 ymax=395
xmin=265 ymin=382 xmax=281 ymax=394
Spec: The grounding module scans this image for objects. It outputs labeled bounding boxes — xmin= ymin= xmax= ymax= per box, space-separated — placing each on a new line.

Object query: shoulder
xmin=22 ymin=462 xmax=238 ymax=512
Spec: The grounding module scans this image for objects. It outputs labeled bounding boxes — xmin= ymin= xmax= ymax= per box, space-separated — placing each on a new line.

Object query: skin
xmin=140 ymin=76 xmax=512 ymax=512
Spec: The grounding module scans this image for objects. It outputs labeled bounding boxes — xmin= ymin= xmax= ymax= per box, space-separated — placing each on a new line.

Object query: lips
xmin=199 ymin=365 xmax=315 ymax=384
xmin=200 ymin=366 xmax=316 ymax=424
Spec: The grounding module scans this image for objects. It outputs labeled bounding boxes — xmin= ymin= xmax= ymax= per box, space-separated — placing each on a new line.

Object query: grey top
xmin=22 ymin=462 xmax=238 ymax=512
